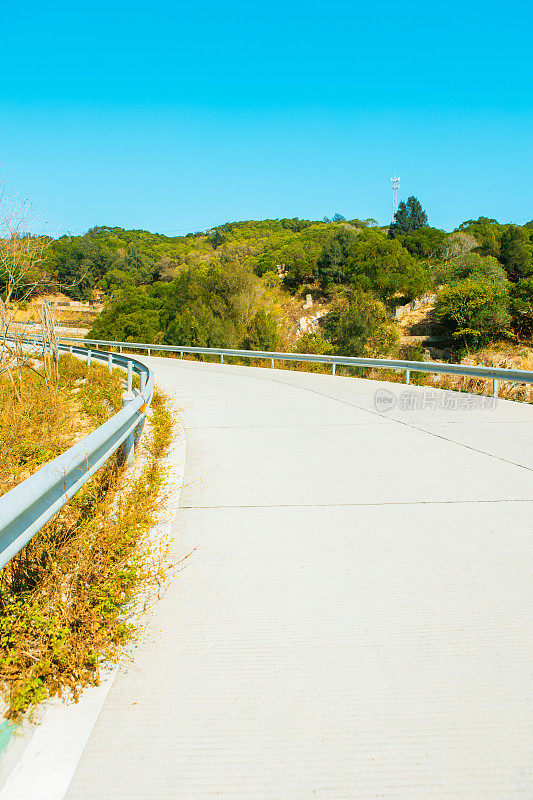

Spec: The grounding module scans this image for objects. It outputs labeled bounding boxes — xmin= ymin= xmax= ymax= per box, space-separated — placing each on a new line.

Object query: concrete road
xmin=66 ymin=358 xmax=533 ymax=799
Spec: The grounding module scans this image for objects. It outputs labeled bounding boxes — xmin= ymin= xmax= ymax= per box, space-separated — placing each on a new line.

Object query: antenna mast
xmin=391 ymin=171 xmax=400 ymax=222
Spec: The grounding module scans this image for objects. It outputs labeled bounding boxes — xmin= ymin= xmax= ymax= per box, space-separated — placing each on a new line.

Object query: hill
xmin=6 ymin=211 xmax=533 ymax=360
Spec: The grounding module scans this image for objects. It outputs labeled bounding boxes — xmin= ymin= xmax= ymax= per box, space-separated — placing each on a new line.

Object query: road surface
xmin=62 ymin=358 xmax=533 ymax=798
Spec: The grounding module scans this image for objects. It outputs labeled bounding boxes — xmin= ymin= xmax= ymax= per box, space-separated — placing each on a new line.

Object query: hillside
xmin=5 ymin=210 xmax=533 ymax=362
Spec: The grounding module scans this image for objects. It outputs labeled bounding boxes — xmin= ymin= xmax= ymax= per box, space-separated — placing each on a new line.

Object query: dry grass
xmin=431 ymin=344 xmax=533 ymax=402
xmin=0 ymin=358 xmax=173 ymax=720
xmin=0 ymin=355 xmax=125 ymax=495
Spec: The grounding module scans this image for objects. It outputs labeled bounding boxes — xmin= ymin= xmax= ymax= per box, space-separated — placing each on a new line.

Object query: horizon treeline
xmin=6 ymin=205 xmax=533 ymax=357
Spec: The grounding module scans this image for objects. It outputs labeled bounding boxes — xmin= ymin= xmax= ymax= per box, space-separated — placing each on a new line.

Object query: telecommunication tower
xmin=391 ymin=172 xmax=400 ymax=222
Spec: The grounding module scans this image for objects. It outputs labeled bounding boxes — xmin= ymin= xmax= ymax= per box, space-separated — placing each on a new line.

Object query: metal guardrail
xmin=2 ymin=333 xmax=531 ymax=567
xmin=0 ymin=341 xmax=154 ymax=570
xmin=52 ymin=335 xmax=533 ymax=399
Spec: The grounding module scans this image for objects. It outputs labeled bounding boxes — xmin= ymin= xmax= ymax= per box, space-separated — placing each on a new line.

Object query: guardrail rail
xmin=55 ymin=335 xmax=533 ymax=399
xmin=0 ymin=340 xmax=154 ymax=569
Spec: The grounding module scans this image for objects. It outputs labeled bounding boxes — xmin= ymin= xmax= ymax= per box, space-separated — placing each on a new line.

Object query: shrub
xmin=509 ymin=278 xmax=533 ymax=338
xmin=436 ymin=252 xmax=508 ymax=285
xmin=435 ymin=279 xmax=511 ymax=349
xmin=242 ymin=310 xmax=278 ymax=351
xmin=323 ymin=290 xmax=399 ymax=357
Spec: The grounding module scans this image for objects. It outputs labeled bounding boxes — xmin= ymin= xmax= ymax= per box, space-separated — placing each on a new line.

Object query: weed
xmin=0 ymin=356 xmax=173 ymax=720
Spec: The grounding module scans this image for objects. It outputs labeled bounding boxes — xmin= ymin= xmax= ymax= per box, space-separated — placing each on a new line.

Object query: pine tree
xmin=406 ymin=196 xmax=428 ymax=229
xmin=389 ymin=196 xmax=428 ymax=238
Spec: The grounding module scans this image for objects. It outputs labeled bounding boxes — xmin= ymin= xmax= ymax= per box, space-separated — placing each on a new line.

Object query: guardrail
xmin=0 ymin=341 xmax=154 ymax=570
xmin=53 ymin=335 xmax=533 ymax=399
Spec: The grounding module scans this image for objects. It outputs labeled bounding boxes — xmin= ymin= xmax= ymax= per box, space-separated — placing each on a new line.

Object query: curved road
xmin=65 ymin=358 xmax=532 ymax=799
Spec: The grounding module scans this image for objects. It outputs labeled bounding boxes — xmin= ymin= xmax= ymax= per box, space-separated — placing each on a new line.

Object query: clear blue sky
xmin=1 ymin=0 xmax=531 ymax=235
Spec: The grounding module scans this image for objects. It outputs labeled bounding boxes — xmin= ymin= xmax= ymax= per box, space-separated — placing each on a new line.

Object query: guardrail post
xmin=493 ymin=379 xmax=499 ymax=398
xmin=135 ymin=374 xmax=148 ymax=446
xmin=127 ymin=360 xmax=133 ymax=393
xmin=405 ymin=369 xmax=410 ymax=385
xmin=121 ymin=392 xmax=135 ymax=465
xmin=332 ymin=362 xmax=336 ymax=376
xmin=148 ymin=348 xmax=151 ymax=356
xmin=87 ymin=349 xmax=92 ymax=367
xmin=180 ymin=351 xmax=183 ymax=359
xmin=220 ymin=354 xmax=224 ymax=364
xmin=271 ymin=358 xmax=275 ymax=369
xmin=108 ymin=352 xmax=113 ymax=374
xmin=119 ymin=345 xmax=123 ymax=354
xmin=96 ymin=343 xmax=99 ymax=350
xmin=69 ymin=346 xmax=73 ymax=355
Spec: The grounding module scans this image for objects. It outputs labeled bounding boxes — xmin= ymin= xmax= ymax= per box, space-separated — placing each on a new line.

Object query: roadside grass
xmin=0 ymin=356 xmax=124 ymax=496
xmin=0 ymin=357 xmax=173 ymax=720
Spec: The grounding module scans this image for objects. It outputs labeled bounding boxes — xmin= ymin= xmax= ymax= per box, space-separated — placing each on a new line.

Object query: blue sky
xmin=1 ymin=0 xmax=531 ymax=235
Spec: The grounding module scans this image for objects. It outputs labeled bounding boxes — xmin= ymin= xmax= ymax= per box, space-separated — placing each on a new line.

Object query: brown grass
xmin=0 ymin=358 xmax=173 ymax=720
xmin=0 ymin=356 xmax=124 ymax=496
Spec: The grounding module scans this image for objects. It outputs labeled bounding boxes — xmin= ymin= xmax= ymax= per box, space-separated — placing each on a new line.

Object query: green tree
xmin=323 ymin=290 xmax=399 ymax=357
xmin=88 ymin=288 xmax=164 ymax=342
xmin=164 ymin=306 xmax=231 ymax=347
xmin=389 ymin=196 xmax=428 ymax=238
xmin=436 ymin=252 xmax=508 ymax=285
xmin=316 ymin=228 xmax=358 ymax=288
xmin=292 ymin=331 xmax=331 ymax=356
xmin=399 ymin=227 xmax=446 ymax=259
xmin=509 ymin=278 xmax=533 ymax=338
xmin=209 ymin=229 xmax=227 ymax=249
xmin=346 ymin=230 xmax=430 ymax=302
xmin=435 ymin=279 xmax=510 ymax=349
xmin=242 ymin=310 xmax=278 ymax=350
xmin=499 ymin=225 xmax=533 ymax=281
xmin=456 ymin=217 xmax=502 ymax=258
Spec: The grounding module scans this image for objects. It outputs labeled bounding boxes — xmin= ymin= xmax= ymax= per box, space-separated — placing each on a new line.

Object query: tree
xmin=242 ymin=310 xmax=278 ymax=350
xmin=434 ymin=279 xmax=510 ymax=350
xmin=389 ymin=196 xmax=428 ymax=238
xmin=153 ymin=256 xmax=179 ymax=282
xmin=323 ymin=289 xmax=399 ymax=357
xmin=209 ymin=229 xmax=227 ymax=249
xmin=88 ymin=288 xmax=164 ymax=342
xmin=499 ymin=225 xmax=533 ymax=281
xmin=509 ymin=279 xmax=533 ymax=338
xmin=436 ymin=252 xmax=508 ymax=286
xmin=456 ymin=217 xmax=502 ymax=258
xmin=399 ymin=227 xmax=446 ymax=259
xmin=316 ymin=228 xmax=358 ymax=288
xmin=442 ymin=232 xmax=478 ymax=260
xmin=346 ymin=230 xmax=430 ymax=302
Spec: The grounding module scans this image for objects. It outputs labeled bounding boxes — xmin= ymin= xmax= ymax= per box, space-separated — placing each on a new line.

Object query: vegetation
xmin=0 ymin=355 xmax=173 ymax=719
xmin=323 ymin=290 xmax=399 ymax=357
xmin=3 ymin=195 xmax=532 ymax=362
xmin=435 ymin=279 xmax=511 ymax=349
xmin=388 ymin=196 xmax=428 ymax=238
xmin=0 ymin=356 xmax=123 ymax=495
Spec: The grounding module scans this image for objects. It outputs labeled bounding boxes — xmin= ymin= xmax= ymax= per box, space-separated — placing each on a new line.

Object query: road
xmin=64 ymin=357 xmax=532 ymax=798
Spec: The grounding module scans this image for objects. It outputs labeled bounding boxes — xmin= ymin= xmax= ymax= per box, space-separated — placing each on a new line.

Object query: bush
xmin=323 ymin=290 xmax=399 ymax=357
xmin=435 ymin=279 xmax=510 ymax=349
xmin=346 ymin=230 xmax=430 ymax=303
xmin=436 ymin=252 xmax=508 ymax=285
xmin=292 ymin=332 xmax=331 ymax=355
xmin=509 ymin=278 xmax=533 ymax=338
xmin=242 ymin=310 xmax=278 ymax=351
